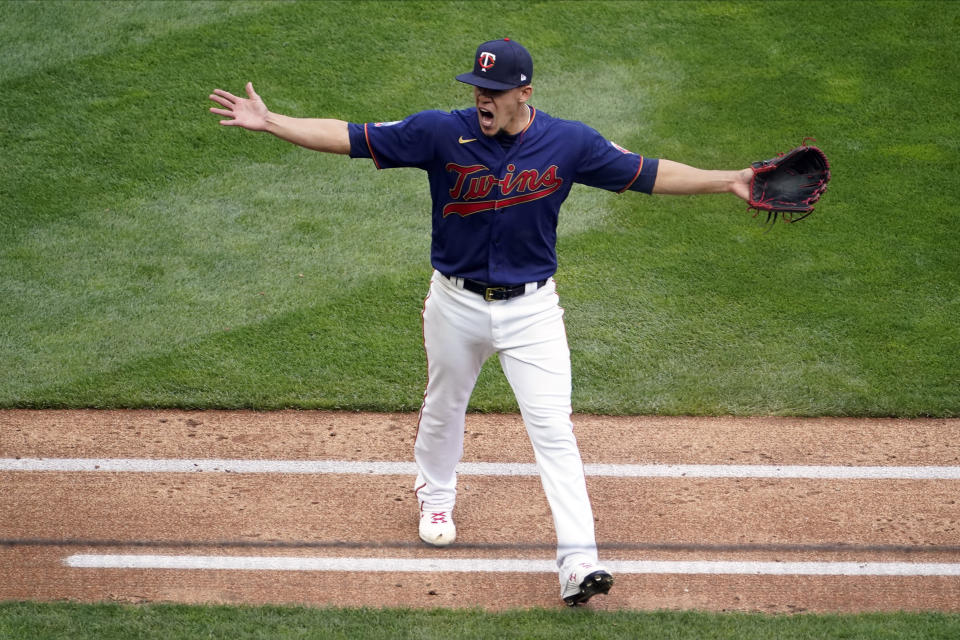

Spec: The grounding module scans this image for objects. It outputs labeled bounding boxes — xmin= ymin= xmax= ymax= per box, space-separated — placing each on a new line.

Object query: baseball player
xmin=209 ymin=38 xmax=752 ymax=606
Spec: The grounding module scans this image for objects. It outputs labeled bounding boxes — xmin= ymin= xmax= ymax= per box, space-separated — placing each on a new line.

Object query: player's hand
xmin=730 ymin=168 xmax=752 ymax=202
xmin=209 ymin=82 xmax=269 ymax=131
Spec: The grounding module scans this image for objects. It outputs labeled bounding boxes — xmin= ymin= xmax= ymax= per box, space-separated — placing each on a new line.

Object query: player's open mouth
xmin=478 ymin=107 xmax=495 ymax=129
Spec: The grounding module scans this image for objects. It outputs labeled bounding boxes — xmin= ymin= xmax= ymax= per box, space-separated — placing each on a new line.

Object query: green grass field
xmin=2 ymin=0 xmax=959 ymax=637
xmin=2 ymin=0 xmax=957 ymax=415
xmin=2 ymin=601 xmax=960 ymax=640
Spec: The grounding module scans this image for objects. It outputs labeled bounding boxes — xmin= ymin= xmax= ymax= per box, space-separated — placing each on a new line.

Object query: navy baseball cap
xmin=456 ymin=38 xmax=533 ymax=90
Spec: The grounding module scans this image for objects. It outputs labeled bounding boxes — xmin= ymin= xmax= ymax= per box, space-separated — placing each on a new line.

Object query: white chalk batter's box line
xmin=63 ymin=554 xmax=960 ymax=576
xmin=4 ymin=458 xmax=960 ymax=479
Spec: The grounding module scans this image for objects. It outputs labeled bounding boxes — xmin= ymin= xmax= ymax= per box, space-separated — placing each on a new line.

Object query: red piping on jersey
xmin=617 ymin=156 xmax=644 ymax=194
xmin=363 ymin=123 xmax=382 ymax=169
xmin=518 ymin=105 xmax=536 ymax=143
xmin=522 ymin=106 xmax=536 ymax=134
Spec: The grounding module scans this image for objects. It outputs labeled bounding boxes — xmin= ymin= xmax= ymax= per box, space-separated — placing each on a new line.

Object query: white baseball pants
xmin=414 ymin=270 xmax=598 ymax=575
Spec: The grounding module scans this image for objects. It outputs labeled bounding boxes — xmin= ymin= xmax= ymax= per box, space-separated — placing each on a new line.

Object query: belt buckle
xmin=484 ymin=286 xmax=506 ymax=301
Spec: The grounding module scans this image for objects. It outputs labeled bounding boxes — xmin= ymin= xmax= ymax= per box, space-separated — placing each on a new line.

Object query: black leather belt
xmin=443 ymin=274 xmax=548 ymax=301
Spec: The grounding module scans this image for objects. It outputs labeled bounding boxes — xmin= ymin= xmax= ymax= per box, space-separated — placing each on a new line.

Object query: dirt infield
xmin=2 ymin=410 xmax=959 ymax=612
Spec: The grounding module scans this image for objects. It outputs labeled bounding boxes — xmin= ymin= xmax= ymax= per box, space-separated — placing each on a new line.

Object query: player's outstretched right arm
xmin=208 ymin=82 xmax=350 ymax=155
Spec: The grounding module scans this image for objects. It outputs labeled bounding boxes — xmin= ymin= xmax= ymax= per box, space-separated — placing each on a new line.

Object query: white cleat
xmin=419 ymin=509 xmax=456 ymax=547
xmin=561 ymin=561 xmax=614 ymax=606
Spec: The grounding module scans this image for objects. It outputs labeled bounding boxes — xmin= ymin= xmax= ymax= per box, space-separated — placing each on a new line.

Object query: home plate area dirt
xmin=2 ymin=410 xmax=959 ymax=612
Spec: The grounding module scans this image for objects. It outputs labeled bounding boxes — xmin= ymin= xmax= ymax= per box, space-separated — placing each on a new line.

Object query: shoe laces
xmin=428 ymin=511 xmax=448 ymax=524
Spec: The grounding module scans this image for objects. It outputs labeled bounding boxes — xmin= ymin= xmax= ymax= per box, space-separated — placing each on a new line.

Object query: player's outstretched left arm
xmin=652 ymin=159 xmax=751 ymax=202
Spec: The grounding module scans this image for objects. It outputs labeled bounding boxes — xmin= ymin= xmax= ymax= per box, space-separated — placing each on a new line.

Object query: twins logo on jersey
xmin=442 ymin=162 xmax=563 ymax=217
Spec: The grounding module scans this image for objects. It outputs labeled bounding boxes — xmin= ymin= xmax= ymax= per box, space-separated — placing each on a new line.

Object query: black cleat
xmin=562 ymin=569 xmax=614 ymax=606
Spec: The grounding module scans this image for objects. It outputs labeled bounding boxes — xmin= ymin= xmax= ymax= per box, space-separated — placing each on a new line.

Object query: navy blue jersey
xmin=348 ymin=107 xmax=659 ymax=285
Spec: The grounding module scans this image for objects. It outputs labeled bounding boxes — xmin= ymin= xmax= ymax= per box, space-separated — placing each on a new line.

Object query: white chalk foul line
xmin=62 ymin=554 xmax=960 ymax=576
xmin=4 ymin=458 xmax=960 ymax=479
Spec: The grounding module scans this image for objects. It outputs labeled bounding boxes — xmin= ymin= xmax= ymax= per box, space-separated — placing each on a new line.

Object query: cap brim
xmin=455 ymin=72 xmax=520 ymax=91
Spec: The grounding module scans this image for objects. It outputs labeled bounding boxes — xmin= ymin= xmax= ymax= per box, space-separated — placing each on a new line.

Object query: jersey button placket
xmin=488 ymin=156 xmax=509 ymax=283
xmin=489 ymin=218 xmax=501 ymax=281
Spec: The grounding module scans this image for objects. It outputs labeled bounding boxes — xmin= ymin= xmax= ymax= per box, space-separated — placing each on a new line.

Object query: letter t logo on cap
xmin=478 ymin=51 xmax=496 ymax=71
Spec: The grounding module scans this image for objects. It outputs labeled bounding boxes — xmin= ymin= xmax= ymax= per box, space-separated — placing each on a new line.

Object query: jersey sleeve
xmin=573 ymin=124 xmax=659 ymax=194
xmin=348 ymin=110 xmax=443 ymax=170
